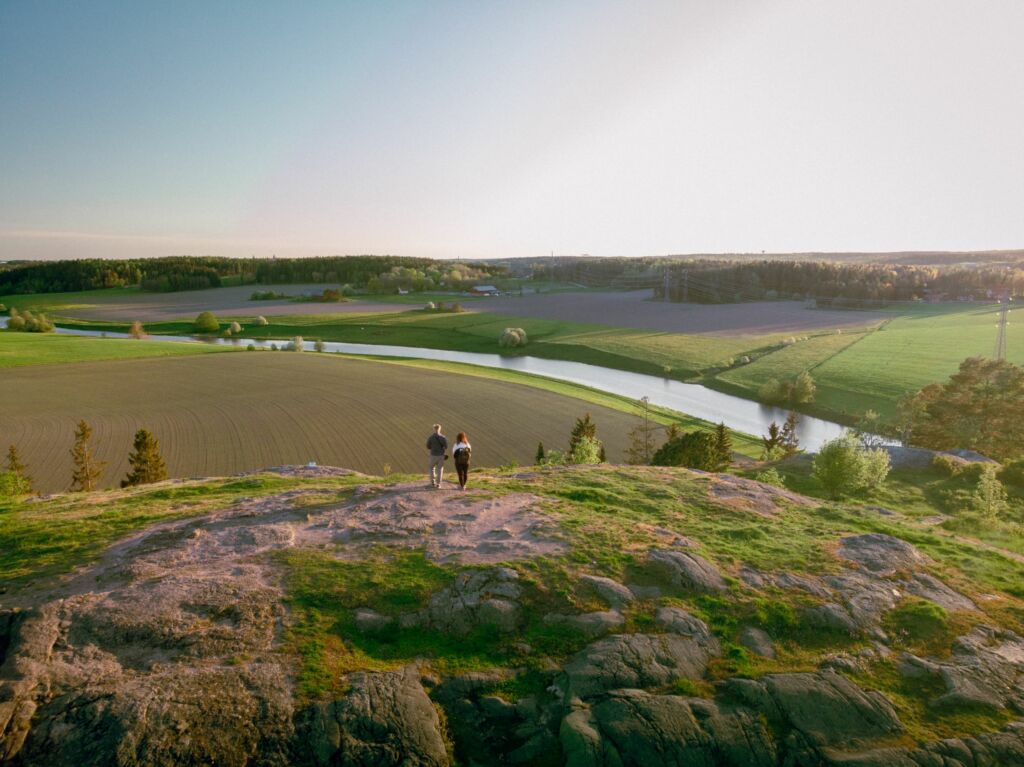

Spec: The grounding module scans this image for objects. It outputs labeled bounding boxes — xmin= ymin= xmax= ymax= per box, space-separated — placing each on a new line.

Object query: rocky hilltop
xmin=2 ymin=465 xmax=1024 ymax=766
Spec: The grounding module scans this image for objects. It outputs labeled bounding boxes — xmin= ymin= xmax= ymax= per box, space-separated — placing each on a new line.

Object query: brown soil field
xmin=0 ymin=352 xmax=638 ymax=493
xmin=58 ymin=284 xmax=399 ymax=321
xmin=483 ymin=291 xmax=887 ymax=336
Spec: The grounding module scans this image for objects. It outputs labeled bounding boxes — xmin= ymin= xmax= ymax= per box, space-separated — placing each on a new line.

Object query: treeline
xmin=653 ymin=260 xmax=1024 ymax=304
xmin=0 ymin=256 xmax=504 ymax=296
xmin=528 ymin=257 xmax=1024 ymax=303
xmin=0 ymin=256 xmax=252 ymax=294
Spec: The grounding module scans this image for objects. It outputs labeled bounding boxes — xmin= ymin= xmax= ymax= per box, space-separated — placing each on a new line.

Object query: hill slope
xmin=2 ymin=465 xmax=1024 ymax=766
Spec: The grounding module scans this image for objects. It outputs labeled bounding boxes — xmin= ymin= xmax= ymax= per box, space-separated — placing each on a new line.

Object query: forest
xmin=529 ymin=257 xmax=1024 ymax=304
xmin=0 ymin=256 xmax=501 ymax=295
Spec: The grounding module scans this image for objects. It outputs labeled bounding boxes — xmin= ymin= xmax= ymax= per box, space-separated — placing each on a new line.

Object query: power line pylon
xmin=994 ymin=297 xmax=1009 ymax=360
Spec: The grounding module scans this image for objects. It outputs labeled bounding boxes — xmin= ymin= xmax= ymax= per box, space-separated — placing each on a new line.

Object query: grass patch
xmin=0 ymin=329 xmax=233 ymax=368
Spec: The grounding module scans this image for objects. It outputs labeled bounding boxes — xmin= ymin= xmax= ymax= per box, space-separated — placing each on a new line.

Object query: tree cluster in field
xmin=0 ymin=256 xmax=505 ymax=296
xmin=528 ymin=255 xmax=1024 ymax=303
xmin=758 ymin=370 xmax=817 ymax=406
xmin=424 ymin=301 xmax=466 ymax=313
xmin=894 ymin=357 xmax=1024 ymax=463
xmin=3 ymin=307 xmax=55 ymax=333
xmin=621 ymin=396 xmax=734 ymax=471
xmin=1 ymin=423 xmax=168 ymax=500
xmin=498 ymin=328 xmax=528 ymax=348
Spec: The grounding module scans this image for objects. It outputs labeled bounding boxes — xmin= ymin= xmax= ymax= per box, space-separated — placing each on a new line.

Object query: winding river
xmin=4 ymin=318 xmax=867 ymax=450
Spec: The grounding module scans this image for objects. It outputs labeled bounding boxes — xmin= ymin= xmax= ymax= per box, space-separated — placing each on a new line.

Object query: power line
xmin=994 ymin=297 xmax=1009 ymax=360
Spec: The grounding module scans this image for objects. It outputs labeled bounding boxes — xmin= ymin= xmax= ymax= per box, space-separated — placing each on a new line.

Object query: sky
xmin=2 ymin=0 xmax=1023 ymax=261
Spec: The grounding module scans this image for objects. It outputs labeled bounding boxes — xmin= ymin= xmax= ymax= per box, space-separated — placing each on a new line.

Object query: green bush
xmin=754 ymin=467 xmax=786 ymax=488
xmin=652 ymin=431 xmax=717 ymax=470
xmin=0 ymin=470 xmax=31 ymax=499
xmin=570 ymin=436 xmax=603 ymax=465
xmin=193 ymin=311 xmax=220 ymax=333
xmin=812 ymin=434 xmax=891 ymax=499
xmin=499 ymin=327 xmax=528 ymax=348
xmin=931 ymin=453 xmax=963 ymax=476
xmin=970 ymin=464 xmax=1010 ymax=523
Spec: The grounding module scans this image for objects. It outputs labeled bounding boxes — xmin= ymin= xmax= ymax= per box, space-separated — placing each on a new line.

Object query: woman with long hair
xmin=452 ymin=431 xmax=472 ymax=490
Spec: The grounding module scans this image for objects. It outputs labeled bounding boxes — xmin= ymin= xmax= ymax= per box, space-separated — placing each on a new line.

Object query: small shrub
xmin=129 ymin=321 xmax=146 ymax=339
xmin=256 ymin=315 xmax=269 ymax=326
xmin=970 ymin=464 xmax=1010 ymax=523
xmin=812 ymin=434 xmax=891 ymax=499
xmin=229 ymin=321 xmax=242 ymax=334
xmin=0 ymin=303 xmax=6 ymax=313
xmin=791 ymin=371 xmax=816 ymax=404
xmin=6 ymin=315 xmax=26 ymax=331
xmin=287 ymin=336 xmax=305 ymax=352
xmin=755 ymin=467 xmax=786 ymax=488
xmin=0 ymin=470 xmax=31 ymax=499
xmin=246 ymin=344 xmax=256 ymax=351
xmin=570 ymin=435 xmax=603 ymax=465
xmin=314 ymin=339 xmax=326 ymax=353
xmin=499 ymin=327 xmax=528 ymax=348
xmin=193 ymin=311 xmax=220 ymax=333
xmin=541 ymin=449 xmax=568 ymax=466
xmin=932 ymin=453 xmax=964 ymax=476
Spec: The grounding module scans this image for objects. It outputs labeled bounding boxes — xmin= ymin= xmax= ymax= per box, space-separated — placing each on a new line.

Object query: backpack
xmin=453 ymin=446 xmax=471 ymax=464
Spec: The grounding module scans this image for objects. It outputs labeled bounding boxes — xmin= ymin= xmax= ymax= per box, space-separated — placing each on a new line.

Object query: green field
xmin=7 ymin=286 xmax=1020 ymax=428
xmin=0 ymin=328 xmax=233 ymax=368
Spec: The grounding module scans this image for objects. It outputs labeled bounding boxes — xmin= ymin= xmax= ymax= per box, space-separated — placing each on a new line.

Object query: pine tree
xmin=70 ymin=420 xmax=105 ymax=492
xmin=780 ymin=412 xmax=801 ymax=456
xmin=535 ymin=442 xmax=546 ymax=464
xmin=121 ymin=429 xmax=168 ymax=487
xmin=569 ymin=413 xmax=597 ymax=454
xmin=761 ymin=421 xmax=784 ymax=461
xmin=712 ymin=422 xmax=733 ymax=471
xmin=6 ymin=444 xmax=31 ymax=491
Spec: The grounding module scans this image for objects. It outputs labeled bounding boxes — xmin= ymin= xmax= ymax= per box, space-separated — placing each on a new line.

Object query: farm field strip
xmin=0 ymin=330 xmax=234 ymax=368
xmin=0 ymin=352 xmax=647 ymax=493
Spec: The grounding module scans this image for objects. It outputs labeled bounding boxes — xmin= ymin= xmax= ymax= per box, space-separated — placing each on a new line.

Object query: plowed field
xmin=1 ymin=352 xmax=638 ymax=492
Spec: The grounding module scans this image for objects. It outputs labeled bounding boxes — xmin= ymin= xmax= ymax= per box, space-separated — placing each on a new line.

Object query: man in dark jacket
xmin=426 ymin=423 xmax=448 ymax=489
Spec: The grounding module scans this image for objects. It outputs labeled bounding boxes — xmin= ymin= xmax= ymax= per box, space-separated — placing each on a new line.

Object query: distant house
xmin=470 ymin=285 xmax=500 ymax=296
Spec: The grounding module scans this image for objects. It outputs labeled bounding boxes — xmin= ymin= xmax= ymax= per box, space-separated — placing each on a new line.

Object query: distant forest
xmin=0 ymin=256 xmax=501 ymax=295
xmin=529 ymin=257 xmax=1024 ymax=304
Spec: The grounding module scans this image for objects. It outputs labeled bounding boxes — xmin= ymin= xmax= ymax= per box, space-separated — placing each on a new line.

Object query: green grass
xmin=0 ymin=329 xmax=234 ymax=367
xmin=52 ymin=308 xmax=794 ymax=382
xmin=808 ymin=304 xmax=1024 ymax=419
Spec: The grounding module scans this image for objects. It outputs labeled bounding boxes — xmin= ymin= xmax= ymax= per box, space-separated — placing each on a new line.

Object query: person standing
xmin=452 ymin=432 xmax=472 ymax=490
xmin=426 ymin=424 xmax=448 ymax=489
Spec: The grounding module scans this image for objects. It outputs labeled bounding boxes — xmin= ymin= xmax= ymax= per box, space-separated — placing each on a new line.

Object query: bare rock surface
xmin=838 ymin=533 xmax=927 ymax=575
xmin=301 ymin=666 xmax=450 ymax=766
xmin=327 ymin=487 xmax=565 ymax=563
xmin=544 ymin=610 xmax=625 ymax=639
xmin=561 ymin=690 xmax=778 ymax=767
xmin=579 ymin=575 xmax=634 ymax=609
xmin=701 ymin=473 xmax=817 ymax=516
xmin=647 ymin=549 xmax=728 ymax=594
xmin=562 ymin=632 xmax=721 ymax=700
xmin=413 ymin=567 xmax=523 ymax=636
xmin=899 ymin=625 xmax=1024 ymax=711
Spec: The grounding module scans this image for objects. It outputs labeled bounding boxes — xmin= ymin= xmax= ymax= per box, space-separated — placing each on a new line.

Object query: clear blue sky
xmin=2 ymin=1 xmax=1023 ymax=260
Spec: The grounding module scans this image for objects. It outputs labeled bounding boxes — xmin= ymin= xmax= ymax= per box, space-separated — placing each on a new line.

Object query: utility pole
xmin=994 ymin=297 xmax=1009 ymax=360
xmin=682 ymin=269 xmax=689 ymax=303
xmin=663 ymin=267 xmax=670 ymax=302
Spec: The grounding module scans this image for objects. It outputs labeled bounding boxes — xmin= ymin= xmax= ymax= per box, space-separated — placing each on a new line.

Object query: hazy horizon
xmin=3 ymin=1 xmax=1023 ymax=262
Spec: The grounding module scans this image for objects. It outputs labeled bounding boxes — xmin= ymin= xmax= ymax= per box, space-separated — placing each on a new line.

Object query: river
xmin=3 ymin=318 xmax=864 ymax=450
